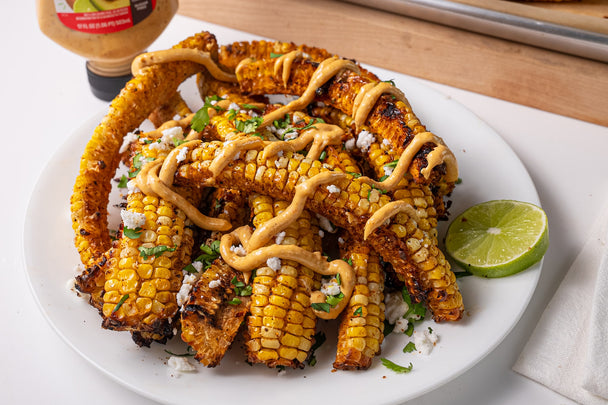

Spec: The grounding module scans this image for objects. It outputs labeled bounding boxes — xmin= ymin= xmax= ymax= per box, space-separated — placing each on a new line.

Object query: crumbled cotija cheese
xmin=190 ymin=261 xmax=203 ymax=273
xmin=208 ymin=279 xmax=221 ymax=288
xmin=120 ymin=209 xmax=146 ymax=229
xmin=384 ymin=291 xmax=409 ymax=324
xmin=320 ymin=277 xmax=341 ymax=296
xmin=119 ymin=131 xmax=139 ymax=154
xmin=176 ymin=273 xmax=198 ymax=307
xmin=160 ymin=126 xmax=184 ymax=147
xmin=383 ymin=165 xmax=394 ymax=176
xmin=168 ymin=356 xmax=196 ymax=373
xmin=126 ymin=179 xmax=140 ymax=194
xmin=230 ymin=244 xmax=247 ymax=256
xmin=344 ymin=138 xmax=355 ymax=151
xmin=275 ymin=231 xmax=286 ymax=245
xmin=326 ymin=185 xmax=340 ymax=194
xmin=267 ymin=257 xmax=281 ymax=271
xmin=413 ymin=329 xmax=439 ymax=355
xmin=356 ymin=130 xmax=375 ymax=152
xmin=175 ymin=147 xmax=188 ymax=163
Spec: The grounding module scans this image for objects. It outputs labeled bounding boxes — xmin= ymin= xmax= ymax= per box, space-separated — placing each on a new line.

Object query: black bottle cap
xmin=86 ymin=62 xmax=132 ymax=101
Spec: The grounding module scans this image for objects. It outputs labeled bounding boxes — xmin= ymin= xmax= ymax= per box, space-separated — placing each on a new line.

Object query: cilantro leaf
xmin=117 ymin=175 xmax=129 ymax=188
xmin=311 ymin=302 xmax=331 ymax=313
xmin=404 ymin=321 xmax=414 ymax=337
xmin=112 ymin=294 xmax=129 ymax=314
xmin=383 ymin=319 xmax=395 ymax=336
xmin=231 ymin=276 xmax=252 ymax=297
xmin=347 ymin=171 xmax=362 ymax=179
xmin=191 ymin=95 xmax=224 ymax=132
xmin=326 ymin=292 xmax=344 ymax=307
xmin=128 ymin=153 xmax=154 ymax=178
xmin=270 ymin=52 xmax=283 ymax=58
xmin=379 ymin=174 xmax=389 ymax=182
xmin=123 ymin=227 xmax=143 ymax=239
xmin=319 ymin=150 xmax=327 ymax=161
xmin=300 ymin=118 xmax=324 ymax=131
xmin=138 ymin=245 xmax=176 ymax=260
xmin=385 ymin=160 xmax=399 ymax=168
xmin=227 ymin=297 xmax=242 ymax=305
xmin=403 ymin=342 xmax=417 ymax=353
xmin=353 ymin=306 xmax=363 ymax=316
xmin=194 ymin=240 xmax=221 ymax=270
xmin=307 ymin=331 xmax=327 ymax=366
xmin=381 ymin=358 xmax=413 ymax=374
xmin=235 ymin=116 xmax=264 ymax=134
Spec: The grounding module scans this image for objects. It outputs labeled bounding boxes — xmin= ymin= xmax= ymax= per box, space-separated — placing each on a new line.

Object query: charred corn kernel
xmin=245 ymin=194 xmax=322 ymax=368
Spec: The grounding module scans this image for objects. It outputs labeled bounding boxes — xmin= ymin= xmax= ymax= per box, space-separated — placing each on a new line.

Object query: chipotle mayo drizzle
xmin=363 ymin=201 xmax=420 ymax=240
xmin=273 ymin=50 xmax=303 ymax=86
xmin=131 ymin=49 xmax=237 ymax=82
xmin=351 ymin=81 xmax=407 ymax=131
xmin=260 ymin=56 xmax=360 ymax=127
xmin=359 ymin=132 xmax=459 ymax=191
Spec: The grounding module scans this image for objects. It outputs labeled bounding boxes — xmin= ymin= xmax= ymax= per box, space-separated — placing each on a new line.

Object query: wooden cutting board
xmin=178 ymin=0 xmax=608 ymax=126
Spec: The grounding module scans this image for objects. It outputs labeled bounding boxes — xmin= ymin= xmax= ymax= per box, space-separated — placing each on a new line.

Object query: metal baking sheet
xmin=342 ymin=0 xmax=608 ymax=62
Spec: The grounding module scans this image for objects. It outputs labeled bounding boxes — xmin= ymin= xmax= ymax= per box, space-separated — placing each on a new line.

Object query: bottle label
xmin=54 ymin=0 xmax=156 ymax=34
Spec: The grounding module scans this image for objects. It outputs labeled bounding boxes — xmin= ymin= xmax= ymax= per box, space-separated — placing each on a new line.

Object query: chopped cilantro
xmin=173 ymin=138 xmax=189 ymax=147
xmin=347 ymin=171 xmax=362 ymax=179
xmin=273 ymin=114 xmax=290 ymax=129
xmin=382 ymin=79 xmax=396 ymax=86
xmin=319 ymin=150 xmax=327 ymax=161
xmin=326 ymin=292 xmax=344 ymax=307
xmin=182 ymin=263 xmax=198 ymax=274
xmin=335 ymin=273 xmax=341 ymax=285
xmin=343 ymin=258 xmax=353 ymax=266
xmin=235 ymin=116 xmax=264 ymax=134
xmin=428 ymin=327 xmax=433 ymax=334
xmin=311 ymin=302 xmax=331 ymax=313
xmin=164 ymin=347 xmax=195 ymax=357
xmin=194 ymin=240 xmax=221 ymax=270
xmin=379 ymin=174 xmax=389 ymax=182
xmin=300 ymin=118 xmax=324 ymax=131
xmin=240 ymin=103 xmax=262 ymax=110
xmin=128 ymin=153 xmax=154 ymax=178
xmin=270 ymin=52 xmax=283 ymax=58
xmin=138 ymin=245 xmax=176 ymax=259
xmin=381 ymin=358 xmax=413 ymax=374
xmin=403 ymin=342 xmax=417 ymax=353
xmin=455 ymin=177 xmax=463 ymax=184
xmin=353 ymin=306 xmax=363 ymax=317
xmin=385 ymin=160 xmax=399 ymax=168
xmin=117 ymin=175 xmax=129 ymax=188
xmin=191 ymin=95 xmax=224 ymax=132
xmin=404 ymin=321 xmax=414 ymax=337
xmin=123 ymin=227 xmax=143 ymax=239
xmin=402 ymin=287 xmax=426 ymax=320
xmin=227 ymin=297 xmax=242 ymax=305
xmin=111 ymin=294 xmax=129 ymax=314
xmin=231 ymin=275 xmax=252 ymax=297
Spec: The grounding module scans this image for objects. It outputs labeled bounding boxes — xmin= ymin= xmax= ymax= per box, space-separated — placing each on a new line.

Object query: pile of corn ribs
xmin=70 ymin=31 xmax=463 ymax=371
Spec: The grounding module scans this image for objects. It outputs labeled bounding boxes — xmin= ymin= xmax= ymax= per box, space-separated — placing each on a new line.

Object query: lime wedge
xmin=445 ymin=200 xmax=548 ymax=278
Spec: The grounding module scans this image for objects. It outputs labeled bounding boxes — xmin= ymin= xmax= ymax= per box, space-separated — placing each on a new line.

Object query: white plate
xmin=23 ymin=68 xmax=542 ymax=405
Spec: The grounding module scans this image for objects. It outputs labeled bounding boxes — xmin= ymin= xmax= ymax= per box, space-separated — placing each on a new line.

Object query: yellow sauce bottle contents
xmin=37 ymin=0 xmax=178 ymax=100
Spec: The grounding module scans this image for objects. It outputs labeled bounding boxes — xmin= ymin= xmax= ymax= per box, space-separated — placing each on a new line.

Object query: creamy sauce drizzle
xmin=273 ymin=50 xmax=303 ymax=86
xmin=131 ymin=49 xmax=237 ymax=83
xmin=260 ymin=56 xmax=360 ymax=128
xmin=351 ymin=81 xmax=407 ymax=131
xmin=359 ymin=132 xmax=459 ymax=190
xmin=219 ymin=172 xmax=355 ymax=319
xmin=363 ymin=200 xmax=420 ymax=240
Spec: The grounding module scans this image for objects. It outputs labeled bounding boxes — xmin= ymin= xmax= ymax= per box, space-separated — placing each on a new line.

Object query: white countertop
xmin=4 ymin=2 xmax=607 ymax=404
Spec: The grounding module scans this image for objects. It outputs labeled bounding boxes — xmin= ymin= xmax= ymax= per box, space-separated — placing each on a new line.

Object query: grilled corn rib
xmin=175 ymin=141 xmax=463 ymax=322
xmin=334 ymin=236 xmax=385 ymax=370
xmin=99 ymin=137 xmax=202 ymax=345
xmin=71 ymin=31 xmax=220 ymax=267
xmin=181 ymin=188 xmax=252 ymax=366
xmin=148 ymin=90 xmax=192 ymax=127
xmin=246 ymin=194 xmax=322 ymax=368
xmin=219 ymin=40 xmax=333 ymax=72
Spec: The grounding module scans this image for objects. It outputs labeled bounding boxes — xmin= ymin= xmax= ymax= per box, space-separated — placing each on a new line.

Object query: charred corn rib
xmin=334 ymin=236 xmax=385 ymax=370
xmin=246 ymin=194 xmax=321 ymax=368
xmin=181 ymin=260 xmax=251 ymax=367
xmin=71 ymin=32 xmax=219 ymax=267
xmin=176 ymin=142 xmax=463 ymax=321
xmin=219 ymin=40 xmax=333 ymax=72
xmin=98 ymin=131 xmax=203 ymax=345
xmin=180 ymin=188 xmax=252 ymax=366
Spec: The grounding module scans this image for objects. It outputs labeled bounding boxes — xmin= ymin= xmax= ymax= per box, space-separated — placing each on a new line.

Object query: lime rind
xmin=445 ymin=200 xmax=548 ymax=278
